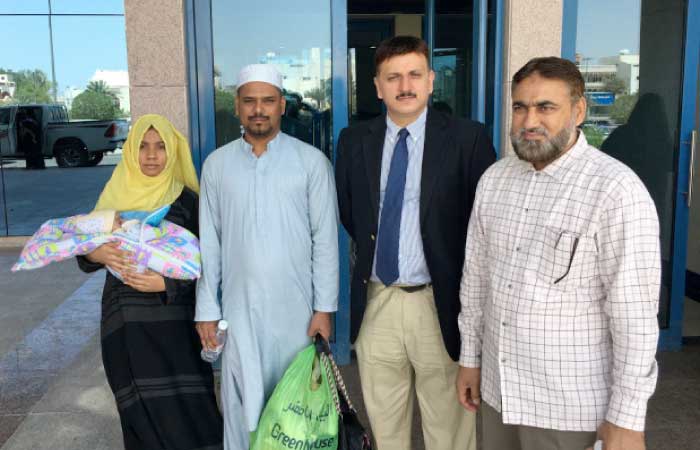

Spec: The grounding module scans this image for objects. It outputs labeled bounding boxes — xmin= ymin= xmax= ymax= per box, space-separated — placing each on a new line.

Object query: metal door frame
xmin=562 ymin=0 xmax=700 ymax=350
xmin=184 ymin=0 xmax=504 ymax=364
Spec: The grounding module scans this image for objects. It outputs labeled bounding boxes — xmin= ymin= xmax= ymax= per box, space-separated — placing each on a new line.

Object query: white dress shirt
xmin=371 ymin=107 xmax=431 ymax=285
xmin=459 ymin=132 xmax=660 ymax=432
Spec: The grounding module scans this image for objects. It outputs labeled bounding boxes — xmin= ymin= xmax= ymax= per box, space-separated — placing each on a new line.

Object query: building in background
xmin=0 ymin=74 xmax=16 ymax=101
xmin=577 ymin=51 xmax=640 ymax=123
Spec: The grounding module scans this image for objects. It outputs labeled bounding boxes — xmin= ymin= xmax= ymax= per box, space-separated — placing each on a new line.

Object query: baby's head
xmin=112 ymin=214 xmax=123 ymax=232
xmin=75 ymin=210 xmax=119 ymax=234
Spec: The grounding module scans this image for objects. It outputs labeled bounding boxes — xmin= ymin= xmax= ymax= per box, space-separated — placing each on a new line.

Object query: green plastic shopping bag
xmin=250 ymin=344 xmax=339 ymax=450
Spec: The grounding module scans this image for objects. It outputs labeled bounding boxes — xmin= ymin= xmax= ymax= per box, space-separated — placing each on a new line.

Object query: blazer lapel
xmin=363 ymin=116 xmax=387 ymax=228
xmin=420 ymin=108 xmax=449 ymax=226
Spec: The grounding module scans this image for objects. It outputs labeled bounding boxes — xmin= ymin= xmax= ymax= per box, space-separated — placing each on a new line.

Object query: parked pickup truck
xmin=0 ymin=103 xmax=128 ymax=167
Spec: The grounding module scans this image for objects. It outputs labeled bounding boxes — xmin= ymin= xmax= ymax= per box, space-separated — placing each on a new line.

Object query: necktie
xmin=376 ymin=128 xmax=410 ymax=286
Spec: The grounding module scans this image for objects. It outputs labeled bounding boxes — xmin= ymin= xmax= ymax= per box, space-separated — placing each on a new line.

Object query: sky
xmin=211 ymin=0 xmax=331 ymax=86
xmin=0 ymin=1 xmax=127 ymax=93
xmin=575 ymin=0 xmax=642 ymax=61
xmin=0 ymin=0 xmax=123 ymax=15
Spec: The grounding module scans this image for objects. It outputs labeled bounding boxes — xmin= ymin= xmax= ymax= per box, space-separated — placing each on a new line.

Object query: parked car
xmin=0 ymin=104 xmax=128 ymax=167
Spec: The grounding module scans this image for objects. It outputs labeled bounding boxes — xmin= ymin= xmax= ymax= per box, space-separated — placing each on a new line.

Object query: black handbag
xmin=315 ymin=337 xmax=373 ymax=450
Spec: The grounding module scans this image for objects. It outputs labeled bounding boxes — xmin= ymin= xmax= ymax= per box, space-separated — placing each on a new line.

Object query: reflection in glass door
xmin=211 ymin=0 xmax=332 ymax=158
xmin=574 ymin=0 xmax=699 ymax=347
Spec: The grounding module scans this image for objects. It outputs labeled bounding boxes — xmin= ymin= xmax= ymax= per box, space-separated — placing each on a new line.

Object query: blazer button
xmin=363 ymin=279 xmax=368 ymax=285
xmin=370 ymin=233 xmax=376 ymax=241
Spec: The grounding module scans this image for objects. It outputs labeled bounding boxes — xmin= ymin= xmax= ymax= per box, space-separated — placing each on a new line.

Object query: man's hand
xmin=456 ymin=366 xmax=481 ymax=412
xmin=196 ymin=321 xmax=220 ymax=351
xmin=85 ymin=242 xmax=130 ymax=274
xmin=122 ymin=269 xmax=166 ymax=293
xmin=585 ymin=421 xmax=645 ymax=450
xmin=307 ymin=311 xmax=332 ymax=341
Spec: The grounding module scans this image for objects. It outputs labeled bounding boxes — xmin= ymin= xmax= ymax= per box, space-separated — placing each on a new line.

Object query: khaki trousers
xmin=355 ymin=282 xmax=475 ymax=450
xmin=481 ymin=402 xmax=597 ymax=450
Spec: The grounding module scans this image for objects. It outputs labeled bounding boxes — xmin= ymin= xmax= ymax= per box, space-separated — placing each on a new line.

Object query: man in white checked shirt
xmin=456 ymin=57 xmax=660 ymax=450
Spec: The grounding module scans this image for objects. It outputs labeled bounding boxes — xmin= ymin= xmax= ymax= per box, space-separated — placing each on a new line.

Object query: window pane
xmin=52 ymin=15 xmax=130 ymax=132
xmin=433 ymin=0 xmax=472 ymax=118
xmin=575 ymin=0 xmax=686 ymax=328
xmin=50 ymin=0 xmax=125 ymax=15
xmin=0 ymin=1 xmax=49 ymax=14
xmin=211 ymin=0 xmax=332 ymax=157
xmin=0 ymin=14 xmax=128 ymax=236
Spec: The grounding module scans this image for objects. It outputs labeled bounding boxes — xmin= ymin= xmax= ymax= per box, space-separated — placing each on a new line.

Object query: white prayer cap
xmin=237 ymin=64 xmax=283 ymax=91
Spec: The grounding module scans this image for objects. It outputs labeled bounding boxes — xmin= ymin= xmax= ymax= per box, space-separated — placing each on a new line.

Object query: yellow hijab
xmin=94 ymin=114 xmax=199 ymax=212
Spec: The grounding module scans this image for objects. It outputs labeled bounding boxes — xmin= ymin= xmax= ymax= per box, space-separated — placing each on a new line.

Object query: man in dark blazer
xmin=335 ymin=36 xmax=495 ymax=450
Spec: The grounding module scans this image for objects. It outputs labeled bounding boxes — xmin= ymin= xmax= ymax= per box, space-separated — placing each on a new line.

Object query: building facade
xmin=1 ymin=0 xmax=698 ymax=361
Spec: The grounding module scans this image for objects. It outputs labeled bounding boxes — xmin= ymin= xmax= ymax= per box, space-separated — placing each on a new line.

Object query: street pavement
xmin=0 ymin=156 xmax=120 ymax=236
xmin=0 ymin=245 xmax=699 ymax=449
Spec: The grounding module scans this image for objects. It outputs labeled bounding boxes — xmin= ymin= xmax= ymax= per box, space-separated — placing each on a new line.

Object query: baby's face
xmin=112 ymin=214 xmax=123 ymax=232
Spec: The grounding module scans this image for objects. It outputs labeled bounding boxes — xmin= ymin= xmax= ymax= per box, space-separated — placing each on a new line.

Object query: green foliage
xmin=3 ymin=69 xmax=54 ymax=104
xmin=86 ymin=80 xmax=116 ymax=98
xmin=610 ymin=93 xmax=639 ymax=124
xmin=70 ymin=90 xmax=123 ymax=120
xmin=602 ymin=78 xmax=628 ymax=95
xmin=582 ymin=126 xmax=606 ymax=148
xmin=214 ymin=88 xmax=235 ymax=113
xmin=214 ymin=88 xmax=240 ymax=146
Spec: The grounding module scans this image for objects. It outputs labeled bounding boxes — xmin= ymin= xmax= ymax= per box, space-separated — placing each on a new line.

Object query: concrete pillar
xmin=123 ymin=0 xmax=190 ymax=138
xmin=500 ymin=0 xmax=564 ymax=155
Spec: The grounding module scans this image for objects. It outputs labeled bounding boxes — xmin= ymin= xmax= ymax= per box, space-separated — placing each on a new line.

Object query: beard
xmin=243 ymin=116 xmax=275 ymax=138
xmin=511 ymin=118 xmax=577 ymax=165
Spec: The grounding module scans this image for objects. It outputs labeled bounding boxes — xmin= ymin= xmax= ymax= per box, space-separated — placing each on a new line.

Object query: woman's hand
xmin=85 ymin=242 xmax=131 ymax=274
xmin=122 ymin=269 xmax=166 ymax=293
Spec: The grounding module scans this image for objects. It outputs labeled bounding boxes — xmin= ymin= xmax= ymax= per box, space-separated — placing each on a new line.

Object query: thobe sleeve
xmin=308 ymin=155 xmax=339 ymax=313
xmin=195 ymin=159 xmax=224 ymax=322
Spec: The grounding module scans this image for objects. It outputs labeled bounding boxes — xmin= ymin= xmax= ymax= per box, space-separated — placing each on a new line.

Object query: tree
xmin=304 ymin=87 xmax=326 ymax=108
xmin=214 ymin=88 xmax=235 ymax=113
xmin=610 ymin=93 xmax=638 ymax=124
xmin=87 ymin=80 xmax=115 ymax=97
xmin=71 ymin=90 xmax=123 ymax=120
xmin=603 ymin=77 xmax=628 ymax=95
xmin=582 ymin=126 xmax=606 ymax=148
xmin=304 ymin=78 xmax=332 ymax=109
xmin=10 ymin=69 xmax=54 ymax=104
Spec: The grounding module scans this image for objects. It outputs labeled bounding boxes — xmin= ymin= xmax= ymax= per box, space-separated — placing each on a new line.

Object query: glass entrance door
xmin=187 ymin=0 xmax=500 ymax=363
xmin=210 ymin=0 xmax=332 ymax=158
xmin=573 ymin=0 xmax=700 ymax=349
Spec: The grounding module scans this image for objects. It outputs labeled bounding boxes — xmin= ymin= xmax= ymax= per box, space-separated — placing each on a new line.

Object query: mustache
xmin=248 ymin=114 xmax=269 ymax=121
xmin=395 ymin=91 xmax=417 ymax=100
xmin=517 ymin=127 xmax=549 ymax=138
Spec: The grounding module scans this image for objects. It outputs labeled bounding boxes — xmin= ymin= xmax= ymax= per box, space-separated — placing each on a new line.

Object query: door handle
xmin=689 ymin=130 xmax=697 ymax=208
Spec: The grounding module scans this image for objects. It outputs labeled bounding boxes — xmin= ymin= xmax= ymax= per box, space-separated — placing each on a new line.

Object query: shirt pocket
xmin=536 ymin=226 xmax=597 ymax=290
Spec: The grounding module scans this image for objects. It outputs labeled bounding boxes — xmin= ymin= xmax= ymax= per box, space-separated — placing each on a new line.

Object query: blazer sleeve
xmin=335 ymin=127 xmax=355 ymax=239
xmin=465 ymin=125 xmax=496 ymax=213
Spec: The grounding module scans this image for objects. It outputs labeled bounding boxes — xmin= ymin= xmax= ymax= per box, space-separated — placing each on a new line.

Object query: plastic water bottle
xmin=200 ymin=320 xmax=228 ymax=363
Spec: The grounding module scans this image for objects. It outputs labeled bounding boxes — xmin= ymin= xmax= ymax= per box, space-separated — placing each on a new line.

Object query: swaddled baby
xmin=12 ymin=205 xmax=201 ymax=280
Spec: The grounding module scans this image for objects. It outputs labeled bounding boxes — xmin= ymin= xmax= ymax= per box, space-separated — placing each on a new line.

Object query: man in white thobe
xmin=195 ymin=64 xmax=339 ymax=450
